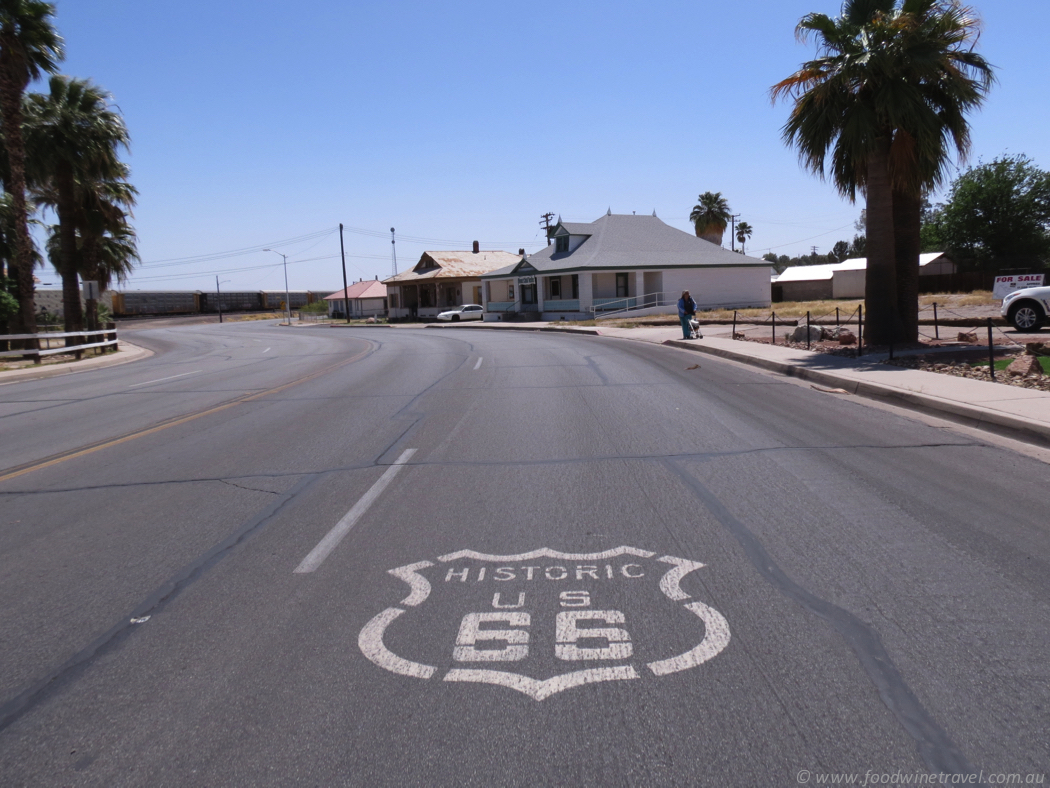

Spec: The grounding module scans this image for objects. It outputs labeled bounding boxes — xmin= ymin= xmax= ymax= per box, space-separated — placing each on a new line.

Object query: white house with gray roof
xmin=480 ymin=212 xmax=771 ymax=320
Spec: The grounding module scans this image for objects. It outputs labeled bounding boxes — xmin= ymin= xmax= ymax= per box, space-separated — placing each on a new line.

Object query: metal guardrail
xmin=0 ymin=327 xmax=119 ymax=362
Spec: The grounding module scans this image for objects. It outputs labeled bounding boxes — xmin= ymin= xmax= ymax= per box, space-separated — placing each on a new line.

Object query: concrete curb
xmin=424 ymin=323 xmax=601 ymax=336
xmin=662 ymin=339 xmax=1050 ymax=449
xmin=0 ymin=340 xmax=153 ymax=385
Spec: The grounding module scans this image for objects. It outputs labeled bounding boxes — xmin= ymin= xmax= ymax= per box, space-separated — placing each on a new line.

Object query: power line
xmin=138 ymin=227 xmax=336 ymax=268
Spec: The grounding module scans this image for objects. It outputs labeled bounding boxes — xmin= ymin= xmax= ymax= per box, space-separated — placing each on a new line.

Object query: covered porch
xmin=481 ymin=271 xmax=667 ymax=320
xmin=388 ymin=280 xmax=484 ymax=320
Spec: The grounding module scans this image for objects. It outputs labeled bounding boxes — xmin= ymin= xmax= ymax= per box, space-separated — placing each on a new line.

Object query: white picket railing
xmin=0 ymin=328 xmax=119 ymax=361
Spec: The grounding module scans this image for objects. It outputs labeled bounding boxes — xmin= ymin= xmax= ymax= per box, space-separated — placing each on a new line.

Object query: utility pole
xmin=216 ymin=276 xmax=223 ymax=323
xmin=390 ymin=228 xmax=398 ymax=277
xmin=339 ymin=223 xmax=351 ymax=323
xmin=729 ymin=214 xmax=741 ymax=252
xmin=540 ymin=212 xmax=555 ymax=245
xmin=811 ymin=245 xmax=819 ymax=258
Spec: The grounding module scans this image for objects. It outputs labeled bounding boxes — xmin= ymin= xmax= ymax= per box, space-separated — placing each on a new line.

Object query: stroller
xmin=688 ymin=317 xmax=703 ymax=339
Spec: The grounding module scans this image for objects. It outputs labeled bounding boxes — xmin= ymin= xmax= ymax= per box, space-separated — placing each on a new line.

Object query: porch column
xmin=578 ymin=273 xmax=594 ymax=316
xmin=634 ymin=271 xmax=645 ymax=306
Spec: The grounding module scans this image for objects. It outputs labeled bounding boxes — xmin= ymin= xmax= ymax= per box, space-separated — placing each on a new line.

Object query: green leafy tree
xmin=774 ymin=0 xmax=993 ymax=343
xmin=0 ymin=272 xmax=17 ymax=321
xmin=829 ymin=240 xmax=851 ymax=262
xmin=0 ymin=0 xmax=62 ymax=335
xmin=689 ymin=191 xmax=731 ymax=245
xmin=735 ymin=221 xmax=753 ymax=254
xmin=24 ymin=75 xmax=129 ymax=333
xmin=929 ymin=155 xmax=1050 ymax=270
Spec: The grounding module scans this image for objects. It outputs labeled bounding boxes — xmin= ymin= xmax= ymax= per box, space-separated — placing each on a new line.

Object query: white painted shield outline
xmin=357 ymin=547 xmax=731 ymax=700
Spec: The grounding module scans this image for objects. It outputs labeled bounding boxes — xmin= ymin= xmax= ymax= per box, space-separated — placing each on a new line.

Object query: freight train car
xmin=261 ymin=290 xmax=311 ymax=310
xmin=110 ymin=290 xmax=334 ymax=317
xmin=197 ymin=291 xmax=265 ymax=313
xmin=110 ymin=291 xmax=200 ymax=316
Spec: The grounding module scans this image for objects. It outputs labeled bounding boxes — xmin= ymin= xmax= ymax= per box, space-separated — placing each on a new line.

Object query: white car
xmin=1001 ymin=286 xmax=1050 ymax=332
xmin=437 ymin=304 xmax=485 ymax=322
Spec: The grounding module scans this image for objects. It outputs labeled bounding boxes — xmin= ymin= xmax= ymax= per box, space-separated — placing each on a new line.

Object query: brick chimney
xmin=472 ymin=240 xmax=479 ymax=254
xmin=519 ymin=248 xmax=525 ymax=255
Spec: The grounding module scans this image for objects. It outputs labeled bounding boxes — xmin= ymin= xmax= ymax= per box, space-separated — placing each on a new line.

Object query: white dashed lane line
xmin=294 ymin=448 xmax=418 ymax=574
xmin=473 ymin=357 xmax=483 ymax=370
xmin=127 ymin=370 xmax=202 ymax=388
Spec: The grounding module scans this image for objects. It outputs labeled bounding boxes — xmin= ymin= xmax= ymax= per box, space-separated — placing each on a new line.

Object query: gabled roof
xmin=325 ymin=280 xmax=387 ymax=300
xmin=552 ymin=221 xmax=596 ymax=237
xmin=484 ymin=213 xmax=769 ymax=278
xmin=383 ymin=250 xmax=520 ymax=284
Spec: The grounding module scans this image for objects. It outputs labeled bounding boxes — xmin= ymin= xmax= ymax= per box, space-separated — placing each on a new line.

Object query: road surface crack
xmin=218 ymin=479 xmax=281 ymax=495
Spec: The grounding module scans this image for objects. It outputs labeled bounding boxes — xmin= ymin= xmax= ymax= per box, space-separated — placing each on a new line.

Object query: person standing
xmin=677 ymin=290 xmax=697 ymax=339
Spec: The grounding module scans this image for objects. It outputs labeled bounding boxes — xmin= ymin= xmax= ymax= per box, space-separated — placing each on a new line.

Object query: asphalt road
xmin=1 ymin=321 xmax=1047 ymax=787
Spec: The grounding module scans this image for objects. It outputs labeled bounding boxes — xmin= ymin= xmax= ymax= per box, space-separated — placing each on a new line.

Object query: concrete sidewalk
xmin=427 ymin=320 xmax=1050 ymax=447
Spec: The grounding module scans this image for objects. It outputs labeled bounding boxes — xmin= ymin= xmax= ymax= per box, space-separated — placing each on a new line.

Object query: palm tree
xmin=77 ymin=174 xmax=137 ymax=329
xmin=689 ymin=192 xmax=731 ymax=245
xmin=773 ymin=0 xmax=992 ymax=344
xmin=886 ymin=2 xmax=993 ymax=340
xmin=24 ymin=75 xmax=129 ymax=335
xmin=0 ymin=0 xmax=61 ymax=336
xmin=773 ymin=3 xmax=904 ymax=344
xmin=735 ymin=221 xmax=753 ymax=254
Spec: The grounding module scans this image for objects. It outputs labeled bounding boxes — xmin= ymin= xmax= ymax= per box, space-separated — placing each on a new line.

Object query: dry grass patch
xmin=918 ymin=291 xmax=997 ymax=307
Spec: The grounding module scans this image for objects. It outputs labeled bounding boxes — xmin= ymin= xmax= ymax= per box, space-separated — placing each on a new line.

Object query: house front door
xmin=521 ymin=284 xmax=537 ymax=307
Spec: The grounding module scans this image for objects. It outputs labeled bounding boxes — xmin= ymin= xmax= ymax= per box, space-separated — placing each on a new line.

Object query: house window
xmin=556 ymin=235 xmax=569 ymax=253
xmin=571 ymin=275 xmax=579 ymax=299
xmin=550 ymin=277 xmax=561 ymax=298
xmin=616 ymin=272 xmax=629 ymax=297
xmin=508 ymin=284 xmax=515 ymax=301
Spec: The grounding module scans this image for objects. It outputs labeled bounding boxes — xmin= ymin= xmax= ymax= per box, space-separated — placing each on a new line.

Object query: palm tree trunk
xmin=56 ymin=162 xmax=84 ymax=340
xmin=0 ymin=68 xmax=36 ymax=340
xmin=893 ymin=188 xmax=921 ymax=343
xmin=81 ymin=238 xmax=101 ymax=332
xmin=863 ymin=138 xmax=905 ymax=346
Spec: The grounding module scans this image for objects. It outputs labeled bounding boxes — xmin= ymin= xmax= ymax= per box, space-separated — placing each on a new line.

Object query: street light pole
xmin=263 ymin=249 xmax=291 ymax=325
xmin=215 ymin=277 xmax=231 ymax=323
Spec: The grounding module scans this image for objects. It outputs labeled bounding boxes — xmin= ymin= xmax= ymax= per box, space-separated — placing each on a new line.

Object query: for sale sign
xmin=994 ymin=274 xmax=1045 ymax=299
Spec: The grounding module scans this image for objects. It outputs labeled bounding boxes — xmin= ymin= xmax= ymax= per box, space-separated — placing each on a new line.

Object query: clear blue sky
xmin=34 ymin=0 xmax=1050 ymax=293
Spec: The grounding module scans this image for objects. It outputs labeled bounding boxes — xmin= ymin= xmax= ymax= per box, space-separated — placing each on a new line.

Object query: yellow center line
xmin=0 ymin=346 xmax=372 ymax=484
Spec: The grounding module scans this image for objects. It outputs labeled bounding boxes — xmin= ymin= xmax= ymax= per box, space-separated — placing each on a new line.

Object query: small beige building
xmin=384 ymin=246 xmax=520 ymax=320
xmin=324 ymin=279 xmax=388 ymax=318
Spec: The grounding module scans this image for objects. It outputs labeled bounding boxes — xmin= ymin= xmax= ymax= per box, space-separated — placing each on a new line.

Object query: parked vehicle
xmin=437 ymin=304 xmax=485 ymax=322
xmin=1001 ymin=286 xmax=1050 ymax=332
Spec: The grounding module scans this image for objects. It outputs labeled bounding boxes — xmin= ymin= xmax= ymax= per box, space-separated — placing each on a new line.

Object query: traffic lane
xmin=0 ymin=329 xmax=473 ymax=727
xmin=0 ymin=323 xmax=367 ymax=471
xmin=0 ymin=365 xmax=927 ymax=786
xmin=331 ymin=332 xmax=1049 ymax=777
xmin=0 ymin=477 xmax=304 ymax=700
xmin=0 ymin=328 xmax=475 ymax=493
xmin=2 ymin=330 xmax=1047 ymax=783
xmin=0 ymin=331 xmax=970 ymax=784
